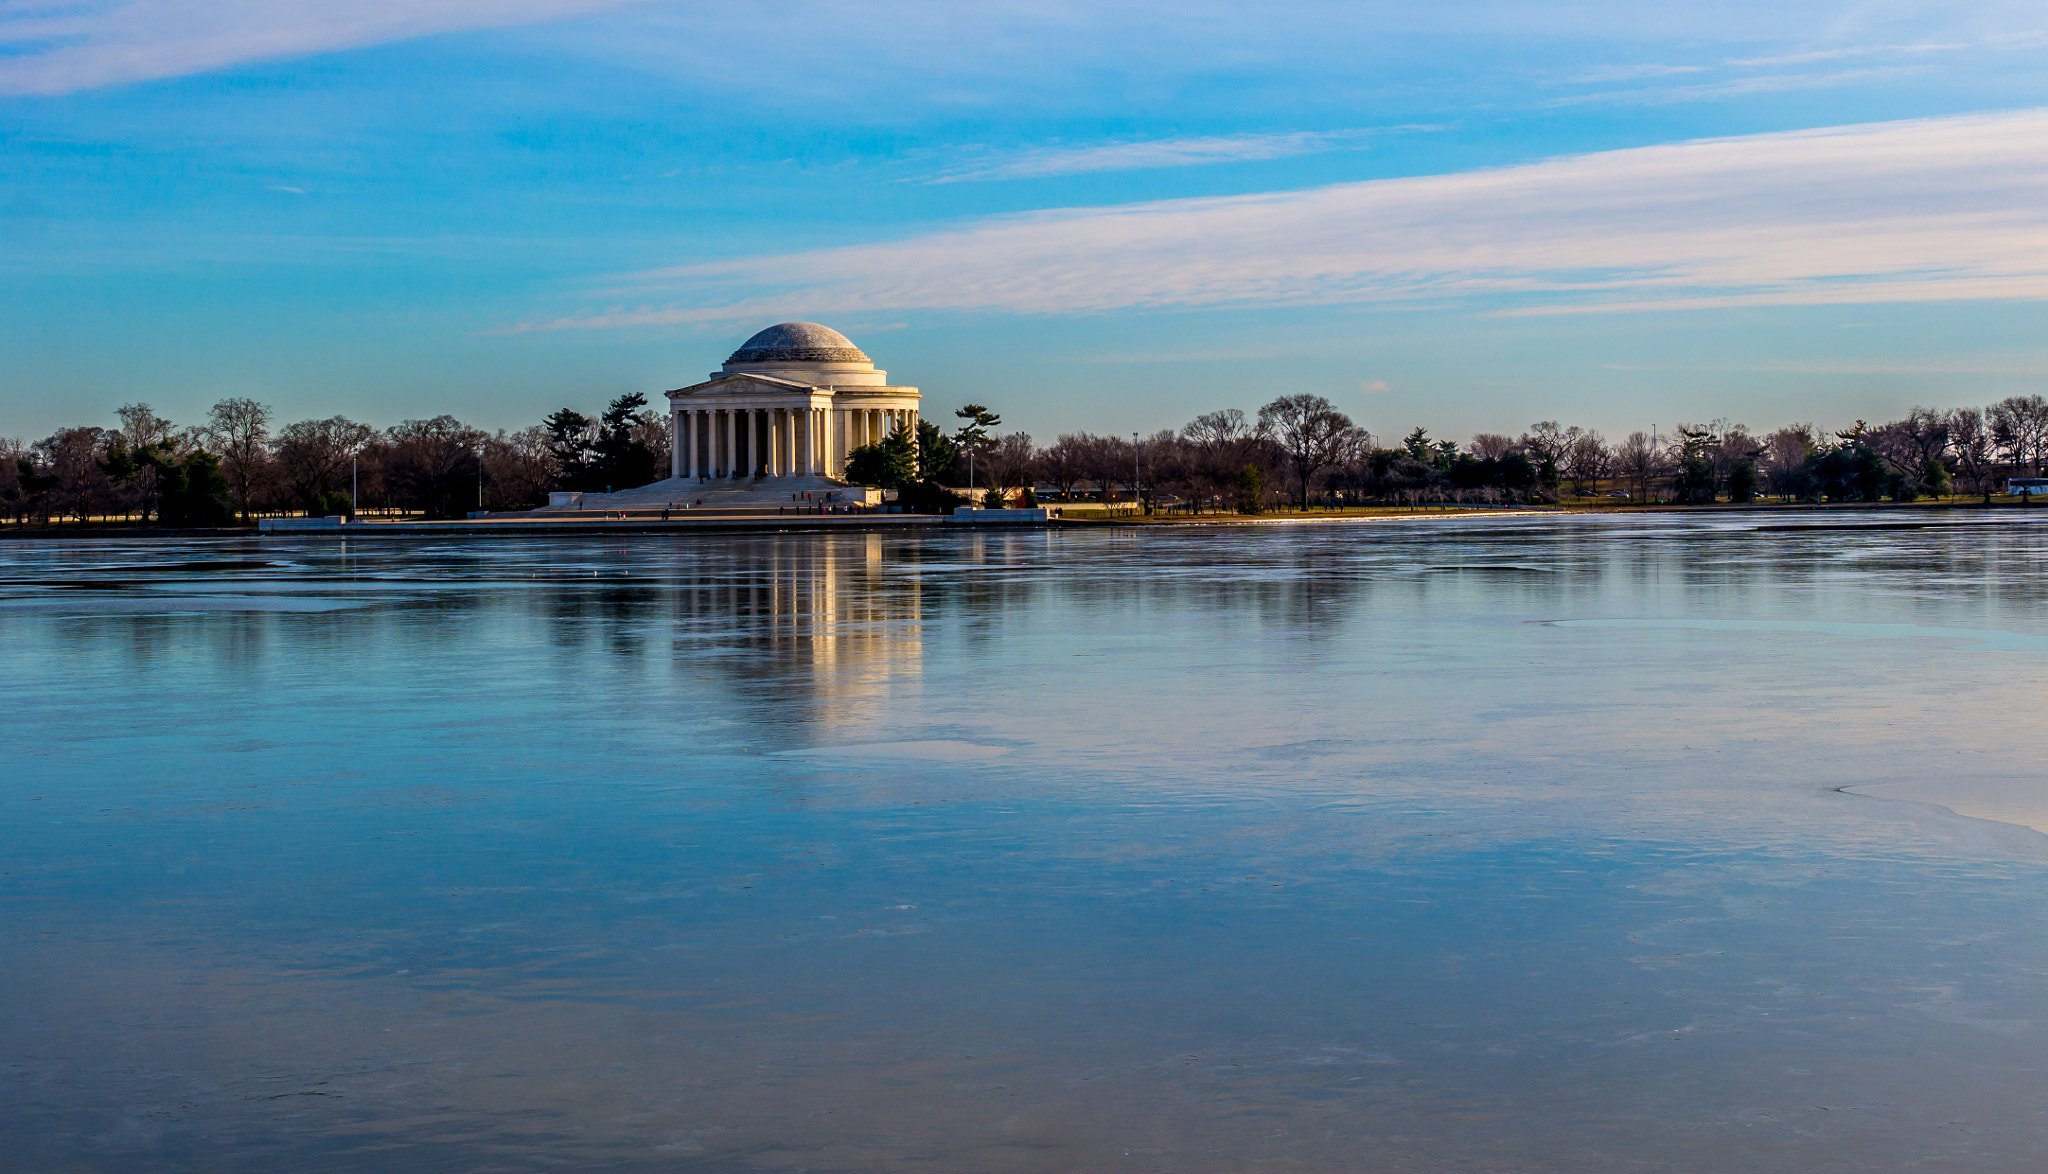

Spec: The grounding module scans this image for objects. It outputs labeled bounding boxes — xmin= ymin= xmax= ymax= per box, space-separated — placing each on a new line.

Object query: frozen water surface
xmin=5 ymin=513 xmax=2048 ymax=1171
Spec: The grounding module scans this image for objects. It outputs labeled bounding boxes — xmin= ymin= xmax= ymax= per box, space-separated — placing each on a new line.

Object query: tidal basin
xmin=6 ymin=514 xmax=2048 ymax=1171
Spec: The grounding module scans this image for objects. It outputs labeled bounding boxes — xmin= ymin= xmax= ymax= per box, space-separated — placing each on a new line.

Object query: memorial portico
xmin=665 ymin=323 xmax=921 ymax=481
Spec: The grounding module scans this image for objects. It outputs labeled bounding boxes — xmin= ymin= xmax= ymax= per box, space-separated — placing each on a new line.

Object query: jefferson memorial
xmin=545 ymin=322 xmax=920 ymax=509
xmin=669 ymin=322 xmax=921 ymax=482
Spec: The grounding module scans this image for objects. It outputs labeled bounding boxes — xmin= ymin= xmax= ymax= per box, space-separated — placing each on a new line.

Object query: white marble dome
xmin=725 ymin=322 xmax=870 ymax=365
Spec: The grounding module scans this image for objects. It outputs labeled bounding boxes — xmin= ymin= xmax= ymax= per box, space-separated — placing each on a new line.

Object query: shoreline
xmin=2 ymin=499 xmax=2045 ymax=541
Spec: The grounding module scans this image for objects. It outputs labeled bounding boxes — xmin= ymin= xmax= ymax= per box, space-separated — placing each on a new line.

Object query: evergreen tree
xmin=592 ymin=393 xmax=657 ymax=490
xmin=543 ymin=408 xmax=595 ymax=490
xmin=1727 ymin=460 xmax=1758 ymax=503
xmin=157 ymin=451 xmax=233 ymax=527
xmin=916 ymin=419 xmax=959 ymax=483
xmin=1234 ymin=464 xmax=1264 ymax=514
xmin=953 ymin=404 xmax=1001 ymax=487
xmin=845 ymin=430 xmax=918 ymax=489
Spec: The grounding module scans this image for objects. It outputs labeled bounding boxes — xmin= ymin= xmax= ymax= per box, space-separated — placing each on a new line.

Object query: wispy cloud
xmin=1556 ymin=35 xmax=2000 ymax=107
xmin=503 ymin=109 xmax=2048 ymax=331
xmin=1565 ymin=62 xmax=1708 ymax=84
xmin=1725 ymin=42 xmax=1963 ymax=67
xmin=0 ymin=0 xmax=653 ymax=95
xmin=927 ymin=129 xmax=1395 ymax=183
xmin=1547 ymin=65 xmax=1925 ymax=107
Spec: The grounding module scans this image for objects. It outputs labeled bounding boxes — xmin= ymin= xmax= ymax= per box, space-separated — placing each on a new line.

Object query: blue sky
xmin=6 ymin=1 xmax=2048 ymax=445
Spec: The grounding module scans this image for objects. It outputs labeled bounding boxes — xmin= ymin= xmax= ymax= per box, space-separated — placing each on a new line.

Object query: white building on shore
xmin=666 ymin=322 xmax=921 ymax=481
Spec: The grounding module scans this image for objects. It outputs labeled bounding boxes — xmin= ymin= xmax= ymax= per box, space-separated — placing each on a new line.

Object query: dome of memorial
xmin=725 ymin=322 xmax=870 ymax=365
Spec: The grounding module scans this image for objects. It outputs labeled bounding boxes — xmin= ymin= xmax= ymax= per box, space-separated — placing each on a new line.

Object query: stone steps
xmin=536 ymin=476 xmax=871 ymax=512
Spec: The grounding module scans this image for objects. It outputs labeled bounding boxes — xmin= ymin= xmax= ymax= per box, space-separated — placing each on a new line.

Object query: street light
xmin=1132 ymin=431 xmax=1140 ymax=514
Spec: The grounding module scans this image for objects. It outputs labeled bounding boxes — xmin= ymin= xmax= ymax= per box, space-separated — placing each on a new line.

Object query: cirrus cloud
xmin=0 ymin=0 xmax=654 ymax=95
xmin=506 ymin=108 xmax=2048 ymax=332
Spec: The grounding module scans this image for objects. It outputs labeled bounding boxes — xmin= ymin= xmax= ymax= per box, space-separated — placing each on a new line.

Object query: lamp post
xmin=1132 ymin=431 xmax=1140 ymax=514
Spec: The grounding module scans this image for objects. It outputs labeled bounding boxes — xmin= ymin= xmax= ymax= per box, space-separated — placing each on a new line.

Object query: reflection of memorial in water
xmin=668 ymin=533 xmax=921 ymax=723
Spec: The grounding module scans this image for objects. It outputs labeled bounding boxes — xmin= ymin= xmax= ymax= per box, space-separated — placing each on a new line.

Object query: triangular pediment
xmin=664 ymin=371 xmax=824 ymax=399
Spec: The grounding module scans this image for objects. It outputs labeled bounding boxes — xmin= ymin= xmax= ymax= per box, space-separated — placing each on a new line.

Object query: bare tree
xmin=1183 ymin=409 xmax=1263 ymax=461
xmin=1182 ymin=409 xmax=1267 ymax=511
xmin=1036 ymin=435 xmax=1091 ymax=500
xmin=1897 ymin=407 xmax=1952 ymax=468
xmin=0 ymin=436 xmax=26 ymax=523
xmin=1563 ymin=430 xmax=1610 ymax=496
xmin=1990 ymin=395 xmax=2048 ymax=474
xmin=1762 ymin=425 xmax=1817 ymax=500
xmin=484 ymin=426 xmax=557 ymax=509
xmin=1470 ymin=433 xmax=1515 ymax=460
xmin=1948 ymin=408 xmax=1997 ymax=501
xmin=1710 ymin=422 xmax=1764 ymax=482
xmin=385 ymin=416 xmax=487 ymax=518
xmin=1258 ymin=394 xmax=1368 ymax=507
xmin=105 ymin=403 xmax=182 ymax=520
xmin=117 ymin=403 xmax=177 ymax=453
xmin=34 ymin=427 xmax=115 ymax=522
xmin=631 ymin=406 xmax=672 ymax=477
xmin=1079 ymin=432 xmax=1134 ymax=500
xmin=276 ymin=416 xmax=376 ymax=512
xmin=1139 ymin=428 xmax=1189 ymax=508
xmin=1867 ymin=408 xmax=1951 ymax=496
xmin=1520 ymin=421 xmax=1575 ymax=469
xmin=979 ymin=432 xmax=1036 ymax=504
xmin=1616 ymin=430 xmax=1659 ymax=501
xmin=201 ymin=397 xmax=274 ymax=522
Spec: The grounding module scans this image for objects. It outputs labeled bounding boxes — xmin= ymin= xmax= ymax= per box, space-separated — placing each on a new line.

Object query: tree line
xmin=6 ymin=389 xmax=2047 ymax=525
xmin=842 ymin=394 xmax=2048 ymax=512
xmin=0 ymin=392 xmax=672 ymax=524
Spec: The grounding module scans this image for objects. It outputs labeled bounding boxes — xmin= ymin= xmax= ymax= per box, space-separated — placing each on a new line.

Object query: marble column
xmin=769 ymin=409 xmax=784 ymax=477
xmin=724 ymin=410 xmax=737 ymax=478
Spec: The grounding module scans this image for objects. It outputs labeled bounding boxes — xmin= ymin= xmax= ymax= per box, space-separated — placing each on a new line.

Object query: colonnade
xmin=671 ymin=405 xmax=920 ymax=480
